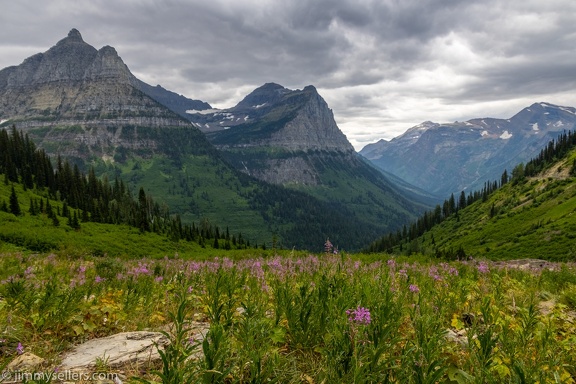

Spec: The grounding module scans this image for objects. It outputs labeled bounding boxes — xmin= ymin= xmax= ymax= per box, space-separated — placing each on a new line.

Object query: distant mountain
xmin=188 ymin=83 xmax=435 ymax=230
xmin=360 ymin=103 xmax=576 ymax=197
xmin=0 ymin=29 xmax=427 ymax=250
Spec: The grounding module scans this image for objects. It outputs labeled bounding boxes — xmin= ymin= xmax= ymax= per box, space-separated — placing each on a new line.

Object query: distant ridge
xmin=360 ymin=102 xmax=576 ymax=197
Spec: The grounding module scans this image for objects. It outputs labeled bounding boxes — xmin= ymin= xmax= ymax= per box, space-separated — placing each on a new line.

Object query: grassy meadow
xmin=1 ymin=249 xmax=576 ymax=383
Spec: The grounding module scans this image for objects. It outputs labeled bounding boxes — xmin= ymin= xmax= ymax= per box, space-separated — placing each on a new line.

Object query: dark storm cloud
xmin=1 ymin=0 xmax=576 ymax=149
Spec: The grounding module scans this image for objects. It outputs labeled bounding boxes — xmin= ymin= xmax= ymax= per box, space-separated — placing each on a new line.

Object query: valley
xmin=1 ymin=28 xmax=576 ymax=384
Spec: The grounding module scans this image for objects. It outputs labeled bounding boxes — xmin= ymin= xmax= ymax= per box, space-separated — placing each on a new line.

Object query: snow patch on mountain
xmin=558 ymin=106 xmax=575 ymax=114
xmin=500 ymin=131 xmax=512 ymax=139
xmin=187 ymin=108 xmax=220 ymax=115
xmin=532 ymin=123 xmax=539 ymax=131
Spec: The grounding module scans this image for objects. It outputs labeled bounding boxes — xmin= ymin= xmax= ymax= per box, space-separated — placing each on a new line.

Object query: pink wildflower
xmin=409 ymin=284 xmax=420 ymax=293
xmin=346 ymin=306 xmax=371 ymax=325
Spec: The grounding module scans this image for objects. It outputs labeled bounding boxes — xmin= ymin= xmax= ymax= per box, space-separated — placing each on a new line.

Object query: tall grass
xmin=1 ymin=252 xmax=575 ymax=383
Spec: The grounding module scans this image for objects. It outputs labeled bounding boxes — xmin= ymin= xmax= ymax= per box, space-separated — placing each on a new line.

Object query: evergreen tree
xmin=9 ymin=186 xmax=21 ymax=215
xmin=72 ymin=211 xmax=80 ymax=229
xmin=138 ymin=187 xmax=150 ymax=232
xmin=29 ymin=198 xmax=36 ymax=216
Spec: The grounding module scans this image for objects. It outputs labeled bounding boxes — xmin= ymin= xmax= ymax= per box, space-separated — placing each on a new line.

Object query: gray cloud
xmin=1 ymin=0 xmax=576 ymax=150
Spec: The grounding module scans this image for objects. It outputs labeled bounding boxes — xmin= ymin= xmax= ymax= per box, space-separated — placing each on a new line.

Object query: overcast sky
xmin=2 ymin=0 xmax=576 ymax=150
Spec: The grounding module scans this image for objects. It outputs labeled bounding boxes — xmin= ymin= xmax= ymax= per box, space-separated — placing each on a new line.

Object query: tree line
xmin=0 ymin=126 xmax=250 ymax=250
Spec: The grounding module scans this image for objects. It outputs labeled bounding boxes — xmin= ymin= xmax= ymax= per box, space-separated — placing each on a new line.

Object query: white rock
xmin=59 ymin=331 xmax=168 ymax=371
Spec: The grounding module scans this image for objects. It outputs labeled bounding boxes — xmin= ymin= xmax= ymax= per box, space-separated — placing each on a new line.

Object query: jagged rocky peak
xmin=0 ymin=28 xmax=193 ymax=129
xmin=0 ymin=29 xmax=136 ymax=87
xmin=85 ymin=45 xmax=133 ymax=82
xmin=59 ymin=28 xmax=84 ymax=44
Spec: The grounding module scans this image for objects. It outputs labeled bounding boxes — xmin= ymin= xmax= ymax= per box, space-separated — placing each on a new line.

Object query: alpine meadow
xmin=1 ymin=26 xmax=576 ymax=384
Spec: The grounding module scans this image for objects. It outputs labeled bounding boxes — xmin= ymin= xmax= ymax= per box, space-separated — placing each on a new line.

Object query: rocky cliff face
xmin=190 ymin=83 xmax=354 ymax=153
xmin=188 ymin=83 xmax=355 ymax=185
xmin=0 ymin=29 xmax=207 ymax=134
xmin=361 ymin=103 xmax=576 ymax=197
xmin=266 ymin=85 xmax=354 ymax=152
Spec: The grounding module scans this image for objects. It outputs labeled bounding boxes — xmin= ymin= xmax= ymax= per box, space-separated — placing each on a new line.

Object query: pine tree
xmin=29 ymin=198 xmax=36 ymax=216
xmin=9 ymin=186 xmax=21 ymax=215
xmin=45 ymin=199 xmax=53 ymax=218
xmin=72 ymin=211 xmax=80 ymax=229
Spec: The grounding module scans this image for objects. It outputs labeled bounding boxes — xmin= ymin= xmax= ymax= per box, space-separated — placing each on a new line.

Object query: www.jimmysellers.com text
xmin=2 ymin=370 xmax=120 ymax=383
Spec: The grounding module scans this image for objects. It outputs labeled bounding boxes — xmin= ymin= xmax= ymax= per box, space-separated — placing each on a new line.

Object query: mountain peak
xmin=303 ymin=84 xmax=317 ymax=92
xmin=234 ymin=82 xmax=289 ymax=110
xmin=67 ymin=28 xmax=83 ymax=41
xmin=56 ymin=28 xmax=85 ymax=46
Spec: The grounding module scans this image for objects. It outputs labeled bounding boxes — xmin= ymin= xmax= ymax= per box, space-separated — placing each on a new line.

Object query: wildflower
xmin=409 ymin=284 xmax=420 ymax=293
xmin=16 ymin=342 xmax=24 ymax=354
xmin=187 ymin=286 xmax=193 ymax=294
xmin=95 ymin=275 xmax=105 ymax=283
xmin=324 ymin=239 xmax=333 ymax=254
xmin=346 ymin=306 xmax=371 ymax=325
xmin=387 ymin=259 xmax=396 ymax=268
xmin=477 ymin=262 xmax=490 ymax=274
xmin=154 ymin=276 xmax=164 ymax=283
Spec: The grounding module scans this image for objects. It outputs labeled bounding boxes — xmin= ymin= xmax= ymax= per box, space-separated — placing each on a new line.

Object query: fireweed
xmin=0 ymin=252 xmax=575 ymax=383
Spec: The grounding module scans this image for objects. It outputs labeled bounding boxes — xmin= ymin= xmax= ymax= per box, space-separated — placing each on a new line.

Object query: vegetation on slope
xmin=367 ymin=131 xmax=576 ymax=261
xmin=0 ymin=126 xmax=256 ymax=255
xmin=3 ymin=125 xmax=391 ymax=251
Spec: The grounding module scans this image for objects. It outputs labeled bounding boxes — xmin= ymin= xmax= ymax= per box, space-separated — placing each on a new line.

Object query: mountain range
xmin=0 ymin=29 xmax=429 ymax=250
xmin=361 ymin=103 xmax=576 ymax=197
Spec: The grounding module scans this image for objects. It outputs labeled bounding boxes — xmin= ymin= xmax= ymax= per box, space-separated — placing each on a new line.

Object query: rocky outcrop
xmin=58 ymin=331 xmax=169 ymax=371
xmin=266 ymin=86 xmax=354 ymax=152
xmin=246 ymin=157 xmax=320 ymax=185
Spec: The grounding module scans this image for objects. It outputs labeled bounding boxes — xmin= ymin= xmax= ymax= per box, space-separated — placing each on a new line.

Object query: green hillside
xmin=0 ymin=181 xmax=189 ymax=257
xmin=6 ymin=125 xmax=386 ymax=251
xmin=367 ymin=134 xmax=576 ymax=261
xmin=216 ymin=148 xmax=429 ymax=230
